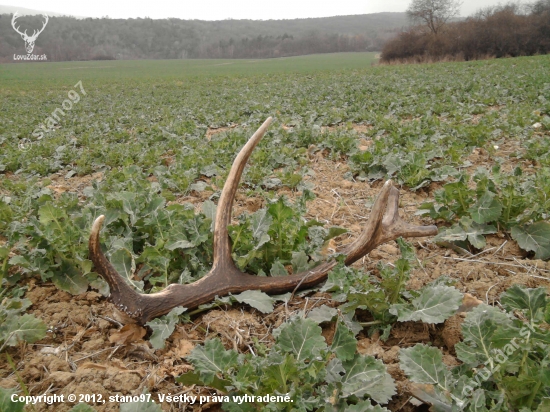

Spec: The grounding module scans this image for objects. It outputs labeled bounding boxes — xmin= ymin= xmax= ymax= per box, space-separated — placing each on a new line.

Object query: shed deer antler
xmin=89 ymin=117 xmax=437 ymax=324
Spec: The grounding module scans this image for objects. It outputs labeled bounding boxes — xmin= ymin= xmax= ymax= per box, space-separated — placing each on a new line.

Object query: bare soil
xmin=2 ymin=141 xmax=550 ymax=412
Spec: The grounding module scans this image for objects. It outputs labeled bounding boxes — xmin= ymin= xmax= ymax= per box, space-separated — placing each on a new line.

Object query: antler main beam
xmin=89 ymin=118 xmax=437 ymax=324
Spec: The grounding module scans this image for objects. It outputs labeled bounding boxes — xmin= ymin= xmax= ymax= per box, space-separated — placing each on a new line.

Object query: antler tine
xmin=340 ymin=180 xmax=394 ymax=264
xmin=380 ymin=185 xmax=438 ymax=240
xmin=213 ymin=117 xmax=273 ymax=267
xmin=341 ymin=181 xmax=438 ymax=264
xmin=89 ymin=215 xmax=146 ymax=317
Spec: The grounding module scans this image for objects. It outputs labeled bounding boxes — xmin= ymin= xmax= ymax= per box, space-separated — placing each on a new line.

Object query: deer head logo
xmin=11 ymin=12 xmax=49 ymax=54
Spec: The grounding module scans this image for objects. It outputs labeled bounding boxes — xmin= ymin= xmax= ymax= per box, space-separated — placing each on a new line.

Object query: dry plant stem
xmin=89 ymin=117 xmax=438 ymax=324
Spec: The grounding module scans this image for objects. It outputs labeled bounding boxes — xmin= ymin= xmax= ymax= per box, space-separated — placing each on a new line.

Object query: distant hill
xmin=187 ymin=13 xmax=409 ymax=38
xmin=0 ymin=11 xmax=408 ymax=62
xmin=0 ymin=4 xmax=84 ymax=17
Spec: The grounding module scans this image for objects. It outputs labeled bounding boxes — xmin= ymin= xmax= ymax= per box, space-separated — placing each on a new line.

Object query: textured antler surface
xmin=89 ymin=118 xmax=438 ymax=324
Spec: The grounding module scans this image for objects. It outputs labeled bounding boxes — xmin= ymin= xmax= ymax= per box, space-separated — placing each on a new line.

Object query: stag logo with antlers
xmin=11 ymin=12 xmax=49 ymax=55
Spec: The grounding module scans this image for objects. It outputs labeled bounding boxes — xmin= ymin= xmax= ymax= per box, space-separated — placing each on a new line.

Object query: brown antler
xmin=89 ymin=117 xmax=437 ymax=324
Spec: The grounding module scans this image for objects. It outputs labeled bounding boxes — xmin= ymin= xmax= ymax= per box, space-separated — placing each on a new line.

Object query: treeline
xmin=381 ymin=0 xmax=550 ymax=63
xmin=0 ymin=13 xmax=407 ymax=62
xmin=191 ymin=33 xmax=377 ymax=59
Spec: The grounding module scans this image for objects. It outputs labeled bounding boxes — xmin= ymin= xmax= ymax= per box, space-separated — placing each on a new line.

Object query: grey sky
xmin=7 ymin=0 xmax=529 ymax=20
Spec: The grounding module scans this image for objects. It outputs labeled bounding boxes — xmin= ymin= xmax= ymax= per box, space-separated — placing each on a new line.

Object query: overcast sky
xmin=8 ymin=0 xmax=529 ymax=20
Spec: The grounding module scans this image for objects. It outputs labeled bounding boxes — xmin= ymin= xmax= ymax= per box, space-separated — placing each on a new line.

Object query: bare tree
xmin=407 ymin=0 xmax=462 ymax=34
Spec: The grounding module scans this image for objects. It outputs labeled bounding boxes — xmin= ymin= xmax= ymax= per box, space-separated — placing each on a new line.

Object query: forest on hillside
xmin=381 ymin=1 xmax=550 ymax=62
xmin=0 ymin=12 xmax=407 ymax=62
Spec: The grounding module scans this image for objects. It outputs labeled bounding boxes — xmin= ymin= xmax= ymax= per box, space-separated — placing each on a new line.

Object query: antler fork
xmin=89 ymin=118 xmax=437 ymax=324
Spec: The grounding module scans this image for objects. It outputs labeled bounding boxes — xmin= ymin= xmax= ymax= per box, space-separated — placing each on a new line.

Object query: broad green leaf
xmin=52 ymin=258 xmax=89 ymax=295
xmin=143 ymin=197 xmax=165 ymax=216
xmin=400 ymin=344 xmax=451 ymax=389
xmin=233 ymin=290 xmax=274 ymax=313
xmin=408 ymin=382 xmax=456 ymax=411
xmin=306 ymin=305 xmax=338 ymax=323
xmin=117 ymin=192 xmax=140 ymax=225
xmin=396 ymin=238 xmax=415 ymax=261
xmin=291 ymin=250 xmax=310 ymax=273
xmin=0 ymin=387 xmax=24 ymax=412
xmin=110 ymin=248 xmax=137 ymax=287
xmin=38 ymin=203 xmax=66 ymax=225
xmin=0 ymin=297 xmax=31 ymax=315
xmin=511 ymin=222 xmax=550 ymax=260
xmin=186 ymin=338 xmax=239 ymax=385
xmin=468 ymin=191 xmax=502 ymax=224
xmin=261 ymin=353 xmax=299 ymax=393
xmin=470 ymin=389 xmax=489 ymax=412
xmin=514 ymin=351 xmax=550 ymax=391
xmin=455 ymin=304 xmax=513 ymax=367
xmin=324 ymin=227 xmax=348 ymax=241
xmin=184 ymin=215 xmax=210 ymax=246
xmin=330 ymin=322 xmax=357 ymax=361
xmin=307 ymin=225 xmax=327 ymax=248
xmin=340 ymin=311 xmax=363 ymax=336
xmin=262 ymin=177 xmax=282 ymax=189
xmin=197 ymin=295 xmax=233 ymax=311
xmin=341 ymin=354 xmax=396 ymax=404
xmin=326 ymin=357 xmax=345 ymax=383
xmin=274 ymin=317 xmax=327 ymax=363
xmin=190 ymin=181 xmax=208 ymax=192
xmin=435 ymin=218 xmax=496 ymax=249
xmin=176 ymin=370 xmax=230 ymax=392
xmin=500 ymin=285 xmax=547 ymax=322
xmin=0 ymin=246 xmax=9 ymax=259
xmin=268 ymin=198 xmax=294 ymax=223
xmin=389 ymin=285 xmax=463 ymax=324
xmin=202 ymin=200 xmax=217 ymax=231
xmin=78 ymin=258 xmax=93 ymax=276
xmin=164 ymin=221 xmax=194 ymax=250
xmin=1 ymin=314 xmax=47 ymax=347
xmin=501 ymin=372 xmax=543 ymax=408
xmin=269 ymin=260 xmax=288 ymax=277
xmin=535 ymin=398 xmax=550 ymax=412
xmin=165 ymin=238 xmax=195 ymax=250
xmin=460 ymin=217 xmax=497 ymax=249
xmin=232 ymin=362 xmax=260 ymax=391
xmin=321 ymin=264 xmax=358 ymax=294
xmin=0 ymin=201 xmax=12 ymax=231
xmin=145 ymin=307 xmax=185 ymax=349
xmin=489 ymin=322 xmax=523 ymax=349
xmin=135 ymin=247 xmax=168 ymax=288
xmin=434 ymin=224 xmax=467 ymax=243
xmin=344 ymin=402 xmax=390 ymax=412
xmin=200 ymin=164 xmax=218 ymax=177
xmin=250 ymin=208 xmax=272 ymax=249
xmin=342 ymin=289 xmax=390 ymax=318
